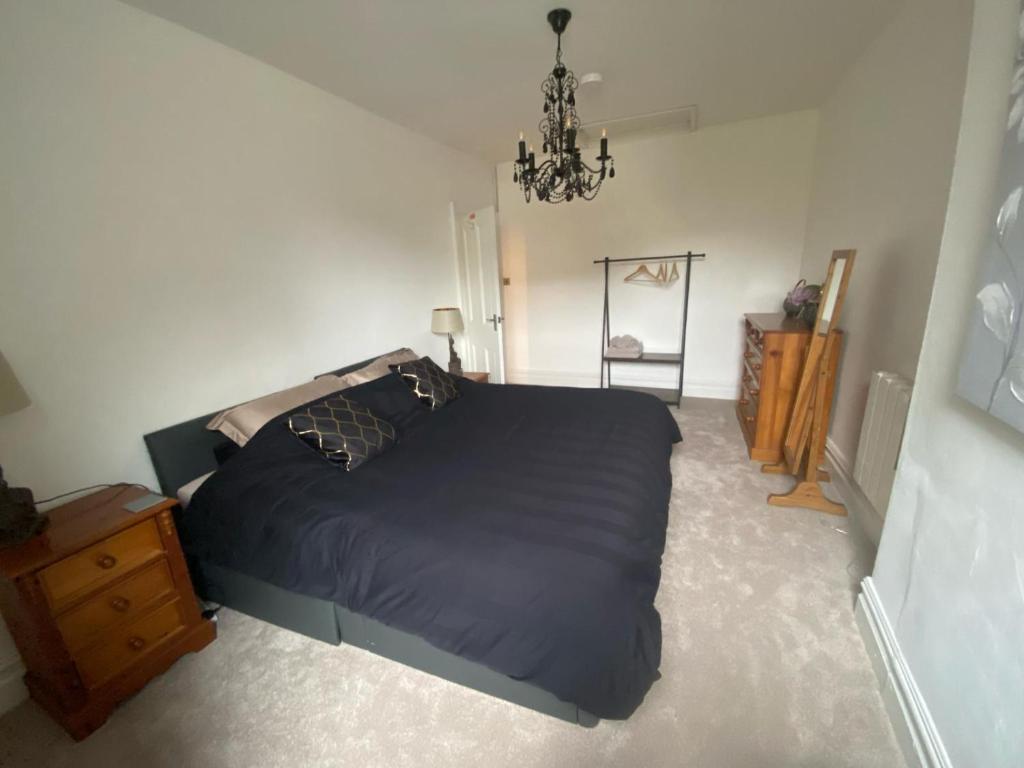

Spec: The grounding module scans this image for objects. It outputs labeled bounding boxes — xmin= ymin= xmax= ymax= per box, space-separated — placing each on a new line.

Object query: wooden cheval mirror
xmin=762 ymin=249 xmax=855 ymax=515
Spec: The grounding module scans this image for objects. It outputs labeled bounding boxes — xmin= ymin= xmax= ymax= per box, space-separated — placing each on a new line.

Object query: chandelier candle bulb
xmin=600 ymin=129 xmax=608 ymax=159
xmin=518 ymin=132 xmax=527 ymax=163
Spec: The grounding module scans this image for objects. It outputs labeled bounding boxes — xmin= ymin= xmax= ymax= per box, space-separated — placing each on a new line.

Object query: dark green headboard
xmin=143 ymin=351 xmax=401 ymax=496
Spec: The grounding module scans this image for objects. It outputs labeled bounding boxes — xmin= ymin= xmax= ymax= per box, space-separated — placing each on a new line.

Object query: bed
xmin=144 ymin=352 xmax=681 ymax=725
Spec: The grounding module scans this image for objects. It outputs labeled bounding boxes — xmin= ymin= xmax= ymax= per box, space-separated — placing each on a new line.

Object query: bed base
xmin=194 ymin=561 xmax=599 ymax=728
xmin=145 ymin=351 xmax=598 ymax=727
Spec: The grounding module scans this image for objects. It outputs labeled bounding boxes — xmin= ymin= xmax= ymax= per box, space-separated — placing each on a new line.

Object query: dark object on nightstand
xmin=0 ymin=485 xmax=216 ymax=740
xmin=431 ymin=307 xmax=465 ymax=377
xmin=0 ymin=465 xmax=48 ymax=547
xmin=446 ymin=334 xmax=463 ymax=377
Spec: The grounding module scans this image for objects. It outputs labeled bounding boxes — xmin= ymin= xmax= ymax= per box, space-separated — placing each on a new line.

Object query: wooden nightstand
xmin=462 ymin=371 xmax=489 ymax=383
xmin=0 ymin=485 xmax=215 ymax=739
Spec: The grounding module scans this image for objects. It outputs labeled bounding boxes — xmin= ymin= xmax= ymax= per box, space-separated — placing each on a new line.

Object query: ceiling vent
xmin=579 ymin=105 xmax=698 ymax=145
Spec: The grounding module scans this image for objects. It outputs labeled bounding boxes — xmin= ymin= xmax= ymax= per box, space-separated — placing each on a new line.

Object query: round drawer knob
xmin=96 ymin=555 xmax=117 ymax=570
xmin=110 ymin=596 xmax=131 ymax=612
xmin=127 ymin=637 xmax=146 ymax=651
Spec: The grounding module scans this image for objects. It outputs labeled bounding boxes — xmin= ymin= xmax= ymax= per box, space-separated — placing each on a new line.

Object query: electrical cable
xmin=35 ymin=482 xmax=157 ymax=506
xmin=34 ymin=484 xmax=115 ymax=505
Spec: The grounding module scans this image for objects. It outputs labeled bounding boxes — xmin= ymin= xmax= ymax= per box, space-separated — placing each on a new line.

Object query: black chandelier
xmin=513 ymin=8 xmax=613 ymax=204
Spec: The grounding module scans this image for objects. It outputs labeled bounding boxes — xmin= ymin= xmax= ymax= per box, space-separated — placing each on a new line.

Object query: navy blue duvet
xmin=182 ymin=374 xmax=681 ymax=719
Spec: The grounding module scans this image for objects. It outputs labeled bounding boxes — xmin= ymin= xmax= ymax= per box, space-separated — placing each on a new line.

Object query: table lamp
xmin=431 ymin=307 xmax=465 ymax=376
xmin=0 ymin=349 xmax=46 ymax=546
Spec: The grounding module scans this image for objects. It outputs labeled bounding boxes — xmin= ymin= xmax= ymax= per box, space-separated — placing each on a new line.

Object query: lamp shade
xmin=0 ymin=350 xmax=30 ymax=418
xmin=431 ymin=307 xmax=464 ymax=334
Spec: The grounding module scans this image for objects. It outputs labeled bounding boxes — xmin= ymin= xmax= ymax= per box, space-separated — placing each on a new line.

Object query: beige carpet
xmin=0 ymin=398 xmax=904 ymax=768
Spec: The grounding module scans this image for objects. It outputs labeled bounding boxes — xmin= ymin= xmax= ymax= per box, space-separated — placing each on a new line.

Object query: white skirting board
xmin=856 ymin=577 xmax=951 ymax=768
xmin=506 ymin=369 xmax=738 ymax=400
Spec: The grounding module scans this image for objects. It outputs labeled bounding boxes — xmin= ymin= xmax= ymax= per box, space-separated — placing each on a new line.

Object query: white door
xmin=452 ymin=204 xmax=505 ymax=382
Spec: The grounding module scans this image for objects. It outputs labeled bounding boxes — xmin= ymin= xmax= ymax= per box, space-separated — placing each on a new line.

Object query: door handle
xmin=487 ymin=314 xmax=503 ymax=331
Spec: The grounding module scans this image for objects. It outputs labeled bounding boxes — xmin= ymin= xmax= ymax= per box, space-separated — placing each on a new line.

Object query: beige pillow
xmin=177 ymin=471 xmax=215 ymax=509
xmin=340 ymin=348 xmax=419 ymax=386
xmin=207 ymin=374 xmax=349 ymax=446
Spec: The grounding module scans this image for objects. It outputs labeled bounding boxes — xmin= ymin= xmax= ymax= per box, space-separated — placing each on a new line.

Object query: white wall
xmin=497 ymin=111 xmax=819 ymax=397
xmin=799 ymin=0 xmax=973 ymax=481
xmin=870 ymin=0 xmax=1023 ymax=765
xmin=0 ymin=0 xmax=493 ymax=712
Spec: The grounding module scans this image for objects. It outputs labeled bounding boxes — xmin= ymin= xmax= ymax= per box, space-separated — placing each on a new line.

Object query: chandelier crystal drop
xmin=513 ymin=9 xmax=613 ymax=204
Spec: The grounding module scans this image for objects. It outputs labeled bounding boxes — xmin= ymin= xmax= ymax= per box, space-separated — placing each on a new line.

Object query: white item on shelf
xmin=606 ymin=334 xmax=643 ymax=359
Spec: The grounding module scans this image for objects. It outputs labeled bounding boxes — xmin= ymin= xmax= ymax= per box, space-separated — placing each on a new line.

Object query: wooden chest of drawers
xmin=0 ymin=486 xmax=215 ymax=739
xmin=737 ymin=313 xmax=843 ymax=462
xmin=736 ymin=313 xmax=812 ymax=462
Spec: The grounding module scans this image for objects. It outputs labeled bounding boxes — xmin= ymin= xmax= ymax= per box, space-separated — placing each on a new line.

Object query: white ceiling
xmin=121 ymin=0 xmax=900 ymax=163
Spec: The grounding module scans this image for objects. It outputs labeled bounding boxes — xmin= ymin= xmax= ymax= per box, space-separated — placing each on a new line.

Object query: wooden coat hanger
xmin=624 ymin=260 xmax=683 ymax=286
xmin=624 ymin=264 xmax=662 ymax=283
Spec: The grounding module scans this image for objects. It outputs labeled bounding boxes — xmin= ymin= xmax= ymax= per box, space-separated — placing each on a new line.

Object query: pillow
xmin=288 ymin=395 xmax=397 ymax=471
xmin=389 ymin=356 xmax=460 ymax=410
xmin=213 ymin=439 xmax=240 ymax=466
xmin=207 ymin=374 xmax=348 ymax=446
xmin=177 ymin=472 xmax=215 ymax=509
xmin=340 ymin=371 xmax=429 ymax=434
xmin=336 ymin=348 xmax=419 ymax=386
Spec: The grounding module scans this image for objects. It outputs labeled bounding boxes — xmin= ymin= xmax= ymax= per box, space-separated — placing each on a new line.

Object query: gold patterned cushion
xmin=288 ymin=395 xmax=397 ymax=471
xmin=389 ymin=357 xmax=460 ymax=410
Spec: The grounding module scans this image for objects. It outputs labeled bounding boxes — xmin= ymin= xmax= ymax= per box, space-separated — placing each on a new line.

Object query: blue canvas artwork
xmin=957 ymin=5 xmax=1024 ymax=434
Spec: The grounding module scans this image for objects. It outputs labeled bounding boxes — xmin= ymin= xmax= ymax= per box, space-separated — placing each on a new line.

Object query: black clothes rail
xmin=594 ymin=252 xmax=706 ymax=406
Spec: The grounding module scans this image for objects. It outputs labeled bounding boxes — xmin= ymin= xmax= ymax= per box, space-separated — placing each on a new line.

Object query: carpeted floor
xmin=0 ymin=398 xmax=905 ymax=768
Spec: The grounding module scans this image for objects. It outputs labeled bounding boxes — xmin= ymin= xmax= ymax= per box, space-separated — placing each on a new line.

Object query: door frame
xmin=449 ymin=202 xmax=507 ymax=382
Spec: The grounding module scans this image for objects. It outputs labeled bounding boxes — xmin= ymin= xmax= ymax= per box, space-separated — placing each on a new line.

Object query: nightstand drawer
xmin=40 ymin=519 xmax=164 ymax=614
xmin=75 ymin=598 xmax=187 ymax=689
xmin=57 ymin=559 xmax=176 ymax=652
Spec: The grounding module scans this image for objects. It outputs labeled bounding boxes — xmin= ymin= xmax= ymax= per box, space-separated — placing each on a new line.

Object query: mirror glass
xmin=817 ymin=257 xmax=846 ymax=334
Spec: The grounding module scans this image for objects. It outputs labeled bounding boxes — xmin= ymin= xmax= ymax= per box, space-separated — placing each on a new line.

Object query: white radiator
xmin=853 ymin=372 xmax=913 ymax=519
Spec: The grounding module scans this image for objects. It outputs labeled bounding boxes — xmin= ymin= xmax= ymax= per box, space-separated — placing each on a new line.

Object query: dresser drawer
xmin=737 ymin=396 xmax=757 ymax=445
xmin=741 ymin=379 xmax=760 ymax=408
xmin=745 ymin=319 xmax=764 ymax=349
xmin=74 ymin=598 xmax=187 ymax=688
xmin=738 ymin=388 xmax=758 ymax=422
xmin=743 ymin=336 xmax=762 ymax=362
xmin=40 ymin=520 xmax=165 ymax=614
xmin=57 ymin=559 xmax=176 ymax=652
